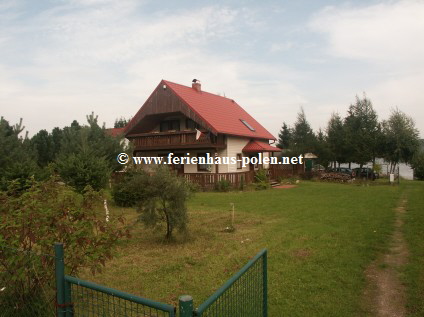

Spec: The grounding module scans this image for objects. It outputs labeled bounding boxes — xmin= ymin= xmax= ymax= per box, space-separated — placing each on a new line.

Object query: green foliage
xmin=0 ymin=177 xmax=129 ymax=312
xmin=137 ymin=165 xmax=194 ymax=239
xmin=214 ymin=179 xmax=231 ymax=192
xmin=344 ymin=95 xmax=380 ymax=166
xmin=291 ymin=108 xmax=316 ymax=156
xmin=113 ymin=166 xmax=194 ymax=239
xmin=326 ymin=113 xmax=348 ymax=166
xmin=112 ymin=168 xmax=150 ymax=207
xmin=53 ymin=112 xmax=129 ymax=192
xmin=276 ymin=122 xmax=292 ymax=149
xmin=381 ymin=108 xmax=420 ymax=173
xmin=55 ymin=149 xmax=111 ymax=193
xmin=254 ymin=169 xmax=270 ymax=190
xmin=0 ymin=117 xmax=39 ymax=191
xmin=314 ymin=129 xmax=331 ymax=168
xmin=114 ymin=117 xmax=130 ymax=128
xmin=411 ymin=152 xmax=424 ymax=180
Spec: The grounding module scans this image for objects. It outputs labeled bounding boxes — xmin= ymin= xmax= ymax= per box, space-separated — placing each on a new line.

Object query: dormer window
xmin=240 ymin=119 xmax=255 ymax=131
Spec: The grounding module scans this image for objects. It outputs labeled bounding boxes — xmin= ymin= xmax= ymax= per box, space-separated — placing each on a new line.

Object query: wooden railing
xmin=184 ymin=171 xmax=255 ymax=189
xmin=129 ymin=131 xmax=225 ymax=149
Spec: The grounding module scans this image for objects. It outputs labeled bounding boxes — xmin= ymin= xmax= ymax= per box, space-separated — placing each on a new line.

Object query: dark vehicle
xmin=353 ymin=167 xmax=378 ymax=180
xmin=329 ymin=167 xmax=354 ymax=177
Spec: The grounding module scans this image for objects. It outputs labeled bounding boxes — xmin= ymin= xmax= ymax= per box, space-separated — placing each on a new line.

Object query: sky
xmin=1 ymin=0 xmax=423 ymax=138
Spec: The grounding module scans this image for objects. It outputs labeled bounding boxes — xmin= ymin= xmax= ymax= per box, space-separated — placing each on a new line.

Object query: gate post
xmin=263 ymin=250 xmax=268 ymax=317
xmin=55 ymin=243 xmax=65 ymax=317
xmin=179 ymin=295 xmax=194 ymax=317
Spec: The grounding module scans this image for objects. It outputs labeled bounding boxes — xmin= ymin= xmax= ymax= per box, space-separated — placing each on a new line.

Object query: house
xmin=124 ymin=79 xmax=280 ymax=188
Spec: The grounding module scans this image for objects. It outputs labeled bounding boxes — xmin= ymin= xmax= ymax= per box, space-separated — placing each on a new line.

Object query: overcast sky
xmin=1 ymin=0 xmax=423 ymax=138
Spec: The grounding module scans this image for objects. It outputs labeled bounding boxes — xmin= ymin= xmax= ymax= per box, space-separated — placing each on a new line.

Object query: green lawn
xmin=81 ymin=181 xmax=409 ymax=316
xmin=403 ymin=181 xmax=424 ymax=316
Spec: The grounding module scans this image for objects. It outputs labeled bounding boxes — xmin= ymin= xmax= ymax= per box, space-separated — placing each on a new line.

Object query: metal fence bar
xmin=64 ymin=275 xmax=175 ymax=316
xmin=55 ymin=243 xmax=66 ymax=317
xmin=195 ymin=249 xmax=267 ymax=316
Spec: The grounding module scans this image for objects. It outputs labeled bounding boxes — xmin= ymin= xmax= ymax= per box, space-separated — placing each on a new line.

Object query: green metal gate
xmin=179 ymin=249 xmax=267 ymax=317
xmin=55 ymin=244 xmax=267 ymax=317
xmin=55 ymin=243 xmax=175 ymax=317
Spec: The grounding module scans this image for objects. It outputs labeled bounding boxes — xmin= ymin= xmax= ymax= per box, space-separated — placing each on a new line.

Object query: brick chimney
xmin=192 ymin=79 xmax=201 ymax=92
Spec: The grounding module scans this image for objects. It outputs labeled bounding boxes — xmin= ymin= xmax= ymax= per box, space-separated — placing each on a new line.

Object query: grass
xmin=402 ymin=181 xmax=424 ymax=316
xmin=80 ymin=181 xmax=402 ymax=316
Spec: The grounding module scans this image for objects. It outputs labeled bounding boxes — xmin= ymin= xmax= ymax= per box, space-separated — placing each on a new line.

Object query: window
xmin=237 ymin=153 xmax=242 ymax=169
xmin=160 ymin=120 xmax=180 ymax=132
xmin=240 ymin=119 xmax=255 ymax=131
xmin=185 ymin=118 xmax=200 ymax=130
xmin=197 ymin=152 xmax=211 ymax=172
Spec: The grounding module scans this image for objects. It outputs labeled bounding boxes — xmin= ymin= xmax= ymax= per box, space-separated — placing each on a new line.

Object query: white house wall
xmin=226 ymin=136 xmax=250 ymax=172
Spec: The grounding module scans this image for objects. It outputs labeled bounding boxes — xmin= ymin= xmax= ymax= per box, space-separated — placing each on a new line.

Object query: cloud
xmin=309 ymin=1 xmax=424 ymax=67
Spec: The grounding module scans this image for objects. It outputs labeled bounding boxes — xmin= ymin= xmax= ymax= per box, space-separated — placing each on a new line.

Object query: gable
xmin=125 ymin=81 xmax=215 ymax=136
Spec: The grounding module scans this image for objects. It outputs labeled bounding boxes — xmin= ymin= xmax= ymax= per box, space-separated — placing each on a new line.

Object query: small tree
xmin=137 ymin=165 xmax=194 ymax=240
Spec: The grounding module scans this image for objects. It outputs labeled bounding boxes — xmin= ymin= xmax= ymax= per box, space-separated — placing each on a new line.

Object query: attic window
xmin=240 ymin=119 xmax=255 ymax=132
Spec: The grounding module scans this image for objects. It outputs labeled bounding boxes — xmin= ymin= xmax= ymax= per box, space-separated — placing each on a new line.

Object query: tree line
xmin=0 ymin=113 xmax=129 ymax=192
xmin=276 ymin=94 xmax=423 ymax=178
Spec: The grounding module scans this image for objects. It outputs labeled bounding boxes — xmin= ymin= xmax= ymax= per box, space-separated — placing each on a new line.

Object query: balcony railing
xmin=129 ymin=131 xmax=225 ymax=150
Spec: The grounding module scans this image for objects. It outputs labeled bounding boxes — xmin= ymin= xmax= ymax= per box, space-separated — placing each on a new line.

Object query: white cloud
xmin=310 ymin=1 xmax=424 ymax=67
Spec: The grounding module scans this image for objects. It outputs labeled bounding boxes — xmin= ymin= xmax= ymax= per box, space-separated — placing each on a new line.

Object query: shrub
xmin=254 ymin=169 xmax=270 ymax=190
xmin=0 ymin=177 xmax=129 ymax=313
xmin=112 ymin=168 xmax=149 ymax=207
xmin=254 ymin=168 xmax=269 ymax=183
xmin=214 ymin=179 xmax=231 ymax=192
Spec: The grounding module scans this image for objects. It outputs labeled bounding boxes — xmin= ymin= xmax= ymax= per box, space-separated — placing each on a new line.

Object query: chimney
xmin=192 ymin=79 xmax=201 ymax=92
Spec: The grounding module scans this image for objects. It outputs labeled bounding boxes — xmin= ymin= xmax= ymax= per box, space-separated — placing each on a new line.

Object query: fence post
xmin=263 ymin=250 xmax=268 ymax=317
xmin=55 ymin=243 xmax=66 ymax=317
xmin=179 ymin=295 xmax=194 ymax=317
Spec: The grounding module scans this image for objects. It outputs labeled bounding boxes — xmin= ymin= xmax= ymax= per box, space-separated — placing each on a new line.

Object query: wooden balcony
xmin=129 ymin=131 xmax=226 ymax=150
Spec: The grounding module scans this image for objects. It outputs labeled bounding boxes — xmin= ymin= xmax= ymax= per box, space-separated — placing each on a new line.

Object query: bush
xmin=112 ymin=169 xmax=149 ymax=207
xmin=254 ymin=181 xmax=270 ymax=190
xmin=254 ymin=168 xmax=269 ymax=183
xmin=412 ymin=152 xmax=424 ymax=180
xmin=253 ymin=169 xmax=270 ymax=190
xmin=214 ymin=179 xmax=231 ymax=192
xmin=0 ymin=177 xmax=129 ymax=313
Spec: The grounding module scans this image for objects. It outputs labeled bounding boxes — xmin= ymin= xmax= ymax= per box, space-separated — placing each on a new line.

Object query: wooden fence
xmin=268 ymin=163 xmax=304 ymax=180
xmin=184 ymin=171 xmax=255 ymax=190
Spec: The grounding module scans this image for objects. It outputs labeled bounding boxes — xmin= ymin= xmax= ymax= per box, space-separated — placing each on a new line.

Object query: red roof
xmin=106 ymin=127 xmax=125 ymax=137
xmin=242 ymin=140 xmax=281 ymax=153
xmin=126 ymin=80 xmax=275 ymax=140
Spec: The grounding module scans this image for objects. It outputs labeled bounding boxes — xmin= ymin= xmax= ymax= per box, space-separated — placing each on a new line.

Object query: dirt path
xmin=362 ymin=199 xmax=409 ymax=316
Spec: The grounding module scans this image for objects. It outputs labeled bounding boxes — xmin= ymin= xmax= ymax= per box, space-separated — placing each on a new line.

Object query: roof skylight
xmin=240 ymin=119 xmax=255 ymax=131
